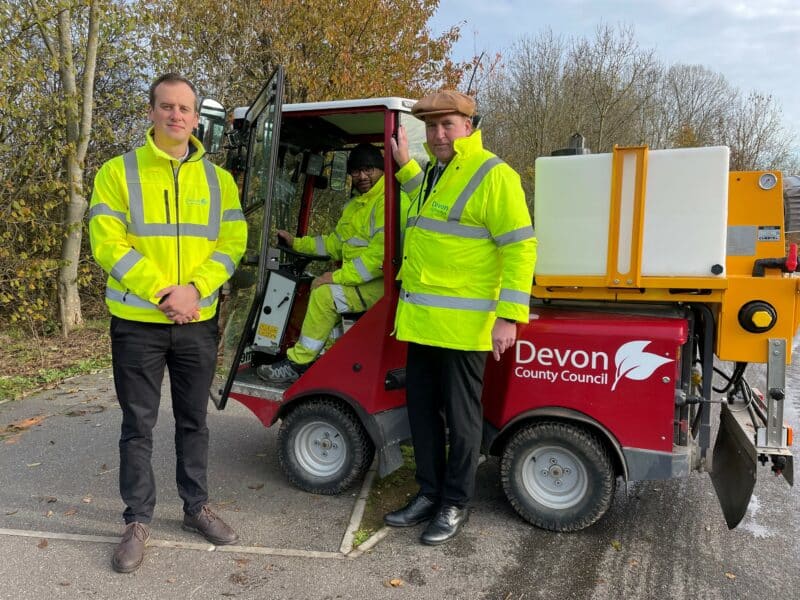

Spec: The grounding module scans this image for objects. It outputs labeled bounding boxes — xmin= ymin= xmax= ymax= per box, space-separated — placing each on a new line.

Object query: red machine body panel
xmin=482 ymin=307 xmax=688 ymax=452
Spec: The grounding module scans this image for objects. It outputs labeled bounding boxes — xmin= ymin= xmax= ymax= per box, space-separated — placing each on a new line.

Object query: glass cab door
xmin=213 ymin=67 xmax=285 ymax=409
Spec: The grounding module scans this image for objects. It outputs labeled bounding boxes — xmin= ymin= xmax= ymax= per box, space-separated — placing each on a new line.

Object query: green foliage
xmin=0 ymin=1 xmax=149 ymax=328
xmin=0 ymin=318 xmax=111 ymax=401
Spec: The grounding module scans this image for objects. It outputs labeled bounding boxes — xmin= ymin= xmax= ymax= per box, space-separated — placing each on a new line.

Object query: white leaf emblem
xmin=611 ymin=341 xmax=673 ymax=391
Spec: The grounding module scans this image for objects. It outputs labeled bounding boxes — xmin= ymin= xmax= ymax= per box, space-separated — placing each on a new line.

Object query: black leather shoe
xmin=420 ymin=505 xmax=469 ymax=545
xmin=384 ymin=493 xmax=438 ymax=527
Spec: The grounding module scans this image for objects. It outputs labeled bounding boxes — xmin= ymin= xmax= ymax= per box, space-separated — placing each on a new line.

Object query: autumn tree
xmin=0 ymin=1 xmax=147 ymax=334
xmin=479 ymin=24 xmax=797 ymax=201
xmin=140 ymin=0 xmax=465 ymax=108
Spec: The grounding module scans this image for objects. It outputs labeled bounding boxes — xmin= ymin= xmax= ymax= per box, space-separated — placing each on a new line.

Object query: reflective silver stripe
xmin=314 ymin=236 xmax=326 ymax=256
xmin=335 ymin=230 xmax=343 ymax=242
xmin=345 ymin=237 xmax=369 ymax=247
xmin=123 ymin=151 xmax=144 ymax=227
xmin=202 ymin=159 xmax=221 ymax=240
xmin=106 ymin=287 xmax=218 ymax=308
xmin=373 ymin=226 xmax=384 ymax=235
xmin=499 ymin=288 xmax=531 ymax=307
xmin=110 ymin=249 xmax=143 ymax=282
xmin=198 ymin=291 xmax=219 ymax=308
xmin=412 ymin=216 xmax=491 ymax=239
xmin=352 ymin=257 xmax=375 ymax=282
xmin=448 ymin=156 xmax=504 ymax=222
xmin=297 ymin=334 xmax=325 ymax=352
xmin=330 ymin=324 xmax=344 ymax=339
xmin=495 ymin=225 xmax=536 ymax=247
xmin=400 ymin=288 xmax=497 ymax=312
xmin=402 ymin=171 xmax=424 ymax=193
xmin=106 ymin=287 xmax=154 ymax=308
xmin=182 ymin=223 xmax=213 ymax=237
xmin=124 ymin=151 xmax=222 ymax=240
xmin=329 ymin=284 xmax=350 ymax=313
xmin=212 ymin=251 xmax=236 ymax=277
xmin=89 ymin=203 xmax=126 ymax=224
xmin=222 ymin=208 xmax=245 ymax=222
xmin=406 ymin=216 xmax=417 ymax=230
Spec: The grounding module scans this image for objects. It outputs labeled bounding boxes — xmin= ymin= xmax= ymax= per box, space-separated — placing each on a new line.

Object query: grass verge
xmin=352 ymin=444 xmax=418 ymax=547
xmin=0 ymin=318 xmax=111 ymax=402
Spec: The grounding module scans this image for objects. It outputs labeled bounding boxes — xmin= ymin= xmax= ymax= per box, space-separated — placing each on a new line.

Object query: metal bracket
xmin=762 ymin=338 xmax=786 ymax=448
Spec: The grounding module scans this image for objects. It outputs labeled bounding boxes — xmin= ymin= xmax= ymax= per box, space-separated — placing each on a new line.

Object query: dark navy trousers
xmin=405 ymin=342 xmax=488 ymax=508
xmin=110 ymin=316 xmax=217 ymax=524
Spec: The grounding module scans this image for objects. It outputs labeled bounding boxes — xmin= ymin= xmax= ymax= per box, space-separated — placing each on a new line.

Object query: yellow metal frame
xmin=531 ymin=150 xmax=800 ymax=365
xmin=534 ymin=145 xmax=727 ymax=299
xmin=606 ymin=145 xmax=647 ymax=288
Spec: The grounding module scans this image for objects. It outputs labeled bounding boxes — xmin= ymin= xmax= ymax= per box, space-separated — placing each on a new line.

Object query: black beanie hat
xmin=347 ymin=143 xmax=384 ymax=172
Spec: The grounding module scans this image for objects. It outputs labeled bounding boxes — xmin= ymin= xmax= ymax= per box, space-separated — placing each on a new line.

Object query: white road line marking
xmin=0 ymin=527 xmax=344 ymax=559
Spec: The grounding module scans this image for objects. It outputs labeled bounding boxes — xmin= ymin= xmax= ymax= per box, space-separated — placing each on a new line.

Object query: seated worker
xmin=258 ymin=143 xmax=395 ymax=383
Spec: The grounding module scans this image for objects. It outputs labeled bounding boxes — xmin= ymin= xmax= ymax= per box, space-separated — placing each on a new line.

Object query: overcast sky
xmin=429 ymin=0 xmax=799 ymax=140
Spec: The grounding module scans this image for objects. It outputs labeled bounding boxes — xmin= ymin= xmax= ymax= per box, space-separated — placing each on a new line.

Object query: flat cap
xmin=411 ymin=90 xmax=476 ymax=120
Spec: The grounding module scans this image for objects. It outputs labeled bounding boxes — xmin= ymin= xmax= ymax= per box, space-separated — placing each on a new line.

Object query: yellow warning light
xmin=751 ymin=310 xmax=774 ymax=328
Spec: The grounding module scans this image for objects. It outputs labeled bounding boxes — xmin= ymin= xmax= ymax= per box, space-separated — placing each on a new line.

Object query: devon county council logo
xmin=611 ymin=341 xmax=673 ymax=391
xmin=514 ymin=339 xmax=673 ymax=390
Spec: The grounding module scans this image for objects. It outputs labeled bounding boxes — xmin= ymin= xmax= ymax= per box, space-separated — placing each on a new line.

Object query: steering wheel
xmin=277 ymin=238 xmax=330 ymax=276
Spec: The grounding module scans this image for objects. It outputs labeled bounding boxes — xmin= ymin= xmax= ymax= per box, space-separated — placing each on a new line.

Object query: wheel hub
xmin=295 ymin=421 xmax=346 ymax=477
xmin=522 ymin=445 xmax=587 ymax=509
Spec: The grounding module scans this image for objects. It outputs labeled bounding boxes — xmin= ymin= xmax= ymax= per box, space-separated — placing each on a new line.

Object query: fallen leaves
xmin=4 ymin=415 xmax=46 ymax=433
xmin=26 ymin=462 xmax=42 ymax=468
xmin=247 ymin=483 xmax=264 ymax=490
xmin=610 ymin=540 xmax=622 ymax=551
xmin=37 ymin=539 xmax=48 ymax=549
xmin=4 ymin=509 xmax=18 ymax=516
xmin=384 ymin=578 xmax=404 ymax=588
xmin=63 ymin=507 xmax=78 ymax=516
xmin=2 ymin=415 xmax=48 ymax=443
xmin=725 ymin=572 xmax=737 ymax=580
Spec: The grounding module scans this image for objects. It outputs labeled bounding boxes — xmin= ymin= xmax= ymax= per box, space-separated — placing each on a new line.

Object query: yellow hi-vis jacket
xmin=89 ymin=129 xmax=247 ymax=323
xmin=293 ymin=175 xmax=409 ymax=286
xmin=394 ymin=130 xmax=537 ymax=351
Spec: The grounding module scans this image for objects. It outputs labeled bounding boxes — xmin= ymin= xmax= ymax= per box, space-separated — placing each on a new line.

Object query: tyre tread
xmin=278 ymin=398 xmax=374 ymax=495
xmin=500 ymin=421 xmax=615 ymax=532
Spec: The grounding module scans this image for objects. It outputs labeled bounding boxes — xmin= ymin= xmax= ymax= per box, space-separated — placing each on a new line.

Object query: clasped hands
xmin=156 ymin=284 xmax=200 ymax=324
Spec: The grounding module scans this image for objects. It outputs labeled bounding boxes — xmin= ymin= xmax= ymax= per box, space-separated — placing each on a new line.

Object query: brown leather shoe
xmin=112 ymin=522 xmax=150 ymax=573
xmin=182 ymin=505 xmax=239 ymax=545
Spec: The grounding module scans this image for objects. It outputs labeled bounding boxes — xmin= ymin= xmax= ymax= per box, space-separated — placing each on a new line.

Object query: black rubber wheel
xmin=278 ymin=398 xmax=374 ymax=495
xmin=500 ymin=422 xmax=615 ymax=532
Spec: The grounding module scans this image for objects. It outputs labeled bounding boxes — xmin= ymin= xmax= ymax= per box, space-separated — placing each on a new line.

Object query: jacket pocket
xmin=419 ymin=264 xmax=470 ymax=288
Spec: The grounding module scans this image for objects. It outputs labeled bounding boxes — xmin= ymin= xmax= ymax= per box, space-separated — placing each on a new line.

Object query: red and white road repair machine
xmin=203 ymin=68 xmax=797 ymax=532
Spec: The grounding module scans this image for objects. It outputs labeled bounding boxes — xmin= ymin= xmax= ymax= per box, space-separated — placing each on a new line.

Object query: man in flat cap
xmin=384 ymin=91 xmax=537 ymax=544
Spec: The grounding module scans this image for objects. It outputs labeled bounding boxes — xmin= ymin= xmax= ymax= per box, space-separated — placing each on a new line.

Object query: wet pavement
xmin=0 ymin=363 xmax=797 ymax=599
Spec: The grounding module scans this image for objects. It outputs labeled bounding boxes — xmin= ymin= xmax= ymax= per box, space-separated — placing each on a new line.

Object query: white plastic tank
xmin=534 ymin=146 xmax=730 ymax=279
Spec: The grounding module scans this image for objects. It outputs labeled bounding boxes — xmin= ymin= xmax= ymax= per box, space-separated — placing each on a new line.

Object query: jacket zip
xmin=173 ymin=161 xmax=182 ymax=284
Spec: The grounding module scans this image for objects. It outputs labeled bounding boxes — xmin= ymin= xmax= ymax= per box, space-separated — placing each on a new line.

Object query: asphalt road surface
xmin=0 ymin=356 xmax=797 ymax=600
